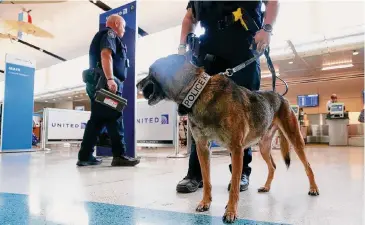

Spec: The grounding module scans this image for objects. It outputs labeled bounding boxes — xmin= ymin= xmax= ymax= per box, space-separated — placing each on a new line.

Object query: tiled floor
xmin=0 ymin=145 xmax=363 ymax=225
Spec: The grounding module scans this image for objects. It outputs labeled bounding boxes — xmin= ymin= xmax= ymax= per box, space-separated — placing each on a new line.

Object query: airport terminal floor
xmin=0 ymin=145 xmax=363 ymax=225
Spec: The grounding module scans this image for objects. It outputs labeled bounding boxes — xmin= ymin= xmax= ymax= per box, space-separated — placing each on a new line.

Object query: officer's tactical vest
xmin=192 ymin=1 xmax=264 ymax=29
xmin=89 ymin=28 xmax=128 ymax=82
xmin=89 ymin=28 xmax=127 ymax=68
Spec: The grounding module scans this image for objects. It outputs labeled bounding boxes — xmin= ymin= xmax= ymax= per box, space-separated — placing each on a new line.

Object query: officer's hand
xmin=107 ymin=79 xmax=118 ymax=94
xmin=254 ymin=29 xmax=271 ymax=53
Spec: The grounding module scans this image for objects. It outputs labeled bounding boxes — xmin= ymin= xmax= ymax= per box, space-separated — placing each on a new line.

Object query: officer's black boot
xmin=176 ymin=147 xmax=203 ymax=193
xmin=77 ymin=120 xmax=103 ymax=167
xmin=176 ymin=137 xmax=203 ymax=193
xmin=176 ymin=174 xmax=203 ymax=193
xmin=227 ymin=164 xmax=249 ymax=192
xmin=111 ymin=155 xmax=140 ymax=167
xmin=77 ymin=155 xmax=103 ymax=167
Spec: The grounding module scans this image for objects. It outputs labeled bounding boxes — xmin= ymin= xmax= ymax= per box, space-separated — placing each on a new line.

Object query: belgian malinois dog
xmin=136 ymin=54 xmax=319 ymax=223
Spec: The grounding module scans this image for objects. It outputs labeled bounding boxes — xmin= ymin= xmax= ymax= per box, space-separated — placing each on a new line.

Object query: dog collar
xmin=181 ymin=72 xmax=211 ymax=109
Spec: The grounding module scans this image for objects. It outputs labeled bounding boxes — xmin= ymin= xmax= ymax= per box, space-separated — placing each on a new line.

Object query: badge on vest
xmin=182 ymin=72 xmax=211 ymax=109
xmin=108 ymin=29 xmax=116 ymax=39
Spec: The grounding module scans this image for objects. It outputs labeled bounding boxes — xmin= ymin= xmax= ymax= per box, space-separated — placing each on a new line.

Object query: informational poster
xmin=99 ymin=1 xmax=137 ymax=157
xmin=136 ymin=100 xmax=177 ymax=147
xmin=46 ymin=108 xmax=91 ymax=142
xmin=1 ymin=54 xmax=35 ymax=151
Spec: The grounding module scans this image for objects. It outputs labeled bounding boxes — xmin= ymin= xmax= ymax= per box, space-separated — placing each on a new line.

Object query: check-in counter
xmin=326 ymin=118 xmax=350 ymax=146
xmin=348 ymin=124 xmax=364 ymax=147
xmin=306 ymin=124 xmax=329 ymax=144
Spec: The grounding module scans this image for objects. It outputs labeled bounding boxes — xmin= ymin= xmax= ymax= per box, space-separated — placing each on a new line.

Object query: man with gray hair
xmin=77 ymin=14 xmax=140 ymax=167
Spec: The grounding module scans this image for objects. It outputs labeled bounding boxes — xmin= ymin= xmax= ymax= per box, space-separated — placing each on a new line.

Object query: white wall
xmin=349 ymin=112 xmax=361 ymax=125
xmin=55 ymin=101 xmax=73 ymax=109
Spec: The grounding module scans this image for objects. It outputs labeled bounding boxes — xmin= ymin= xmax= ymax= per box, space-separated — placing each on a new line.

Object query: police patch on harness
xmin=182 ymin=72 xmax=211 ymax=109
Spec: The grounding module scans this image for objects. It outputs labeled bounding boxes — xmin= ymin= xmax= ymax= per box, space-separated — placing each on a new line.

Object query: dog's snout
xmin=142 ymin=81 xmax=155 ymax=100
xmin=136 ymin=77 xmax=147 ymax=90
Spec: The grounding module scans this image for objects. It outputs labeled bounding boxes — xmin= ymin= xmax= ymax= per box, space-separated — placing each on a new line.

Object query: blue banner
xmin=99 ymin=1 xmax=137 ymax=158
xmin=1 ymin=54 xmax=35 ymax=151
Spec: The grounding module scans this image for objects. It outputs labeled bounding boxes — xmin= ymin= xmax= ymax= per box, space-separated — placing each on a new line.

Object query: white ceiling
xmin=0 ymin=0 xmax=188 ymax=69
xmin=0 ymin=0 xmax=364 ymax=72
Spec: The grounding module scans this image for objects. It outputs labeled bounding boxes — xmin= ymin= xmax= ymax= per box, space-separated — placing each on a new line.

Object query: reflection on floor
xmin=0 ymin=145 xmax=363 ymax=225
xmin=0 ymin=192 xmax=286 ymax=225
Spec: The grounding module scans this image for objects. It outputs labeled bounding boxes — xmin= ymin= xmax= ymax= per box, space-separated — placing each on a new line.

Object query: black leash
xmin=220 ymin=45 xmax=288 ymax=96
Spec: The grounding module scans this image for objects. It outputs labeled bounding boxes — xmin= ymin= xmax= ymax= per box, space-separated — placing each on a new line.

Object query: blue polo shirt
xmin=89 ymin=27 xmax=128 ymax=81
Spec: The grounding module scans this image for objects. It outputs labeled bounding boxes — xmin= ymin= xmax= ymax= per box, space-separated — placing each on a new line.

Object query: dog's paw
xmin=258 ymin=187 xmax=270 ymax=193
xmin=196 ymin=200 xmax=211 ymax=212
xmin=222 ymin=210 xmax=238 ymax=223
xmin=308 ymin=187 xmax=320 ymax=196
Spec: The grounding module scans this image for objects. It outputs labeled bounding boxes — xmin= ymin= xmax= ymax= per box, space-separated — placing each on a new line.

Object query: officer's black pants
xmin=78 ymin=97 xmax=126 ymax=161
xmin=187 ymin=31 xmax=261 ymax=180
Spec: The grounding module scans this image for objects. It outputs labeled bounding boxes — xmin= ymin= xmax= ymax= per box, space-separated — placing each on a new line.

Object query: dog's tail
xmin=279 ymin=129 xmax=291 ymax=169
xmin=275 ymin=96 xmax=292 ymax=169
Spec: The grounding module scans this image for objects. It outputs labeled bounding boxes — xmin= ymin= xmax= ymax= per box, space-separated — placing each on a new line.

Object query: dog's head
xmin=136 ymin=54 xmax=198 ymax=106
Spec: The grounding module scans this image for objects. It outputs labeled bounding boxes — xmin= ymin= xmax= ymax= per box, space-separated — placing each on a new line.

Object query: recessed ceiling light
xmin=321 ymin=63 xmax=353 ymax=71
xmin=53 ymin=99 xmax=56 ymax=101
xmin=68 ymin=96 xmax=72 ymax=99
xmin=353 ymin=50 xmax=359 ymax=55
xmin=45 ymin=101 xmax=48 ymax=103
xmin=288 ymin=61 xmax=293 ymax=64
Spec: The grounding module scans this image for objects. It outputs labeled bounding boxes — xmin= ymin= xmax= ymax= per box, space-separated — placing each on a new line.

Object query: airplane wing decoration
xmin=0 ymin=1 xmax=63 ymax=39
xmin=0 ymin=1 xmax=66 ymax=4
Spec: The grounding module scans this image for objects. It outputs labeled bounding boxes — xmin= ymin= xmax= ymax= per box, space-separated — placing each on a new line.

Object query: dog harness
xmin=178 ymin=72 xmax=211 ymax=116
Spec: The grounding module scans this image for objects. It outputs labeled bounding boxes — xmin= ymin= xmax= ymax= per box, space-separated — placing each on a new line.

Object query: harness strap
xmin=181 ymin=72 xmax=211 ymax=109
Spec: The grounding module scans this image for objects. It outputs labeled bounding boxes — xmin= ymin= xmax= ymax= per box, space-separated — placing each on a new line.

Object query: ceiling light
xmin=353 ymin=50 xmax=359 ymax=55
xmin=53 ymin=99 xmax=56 ymax=101
xmin=321 ymin=64 xmax=353 ymax=71
xmin=261 ymin=72 xmax=280 ymax=78
xmin=45 ymin=100 xmax=48 ymax=103
xmin=75 ymin=95 xmax=78 ymax=97
xmin=288 ymin=61 xmax=293 ymax=64
xmin=68 ymin=96 xmax=72 ymax=99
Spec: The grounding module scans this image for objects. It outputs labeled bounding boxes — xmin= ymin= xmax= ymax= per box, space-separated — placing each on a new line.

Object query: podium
xmin=326 ymin=118 xmax=349 ymax=146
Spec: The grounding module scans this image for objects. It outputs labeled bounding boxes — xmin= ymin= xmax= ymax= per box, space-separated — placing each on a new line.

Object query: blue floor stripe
xmin=0 ymin=192 xmax=290 ymax=225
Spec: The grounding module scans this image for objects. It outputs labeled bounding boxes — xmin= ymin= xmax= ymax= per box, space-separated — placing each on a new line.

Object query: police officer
xmin=176 ymin=1 xmax=279 ymax=193
xmin=77 ymin=14 xmax=140 ymax=167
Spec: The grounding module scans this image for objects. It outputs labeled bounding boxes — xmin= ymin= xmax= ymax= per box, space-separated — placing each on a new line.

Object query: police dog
xmin=136 ymin=54 xmax=319 ymax=223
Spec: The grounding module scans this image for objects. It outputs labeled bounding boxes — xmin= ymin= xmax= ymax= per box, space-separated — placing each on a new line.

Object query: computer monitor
xmin=297 ymin=94 xmax=319 ymax=107
xmin=330 ymin=103 xmax=345 ymax=118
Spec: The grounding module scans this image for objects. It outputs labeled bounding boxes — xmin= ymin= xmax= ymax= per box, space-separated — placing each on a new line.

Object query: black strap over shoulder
xmin=192 ymin=1 xmax=202 ymax=21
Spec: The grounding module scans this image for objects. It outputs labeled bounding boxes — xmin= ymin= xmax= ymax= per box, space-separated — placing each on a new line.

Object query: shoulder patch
xmin=107 ymin=29 xmax=116 ymax=39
